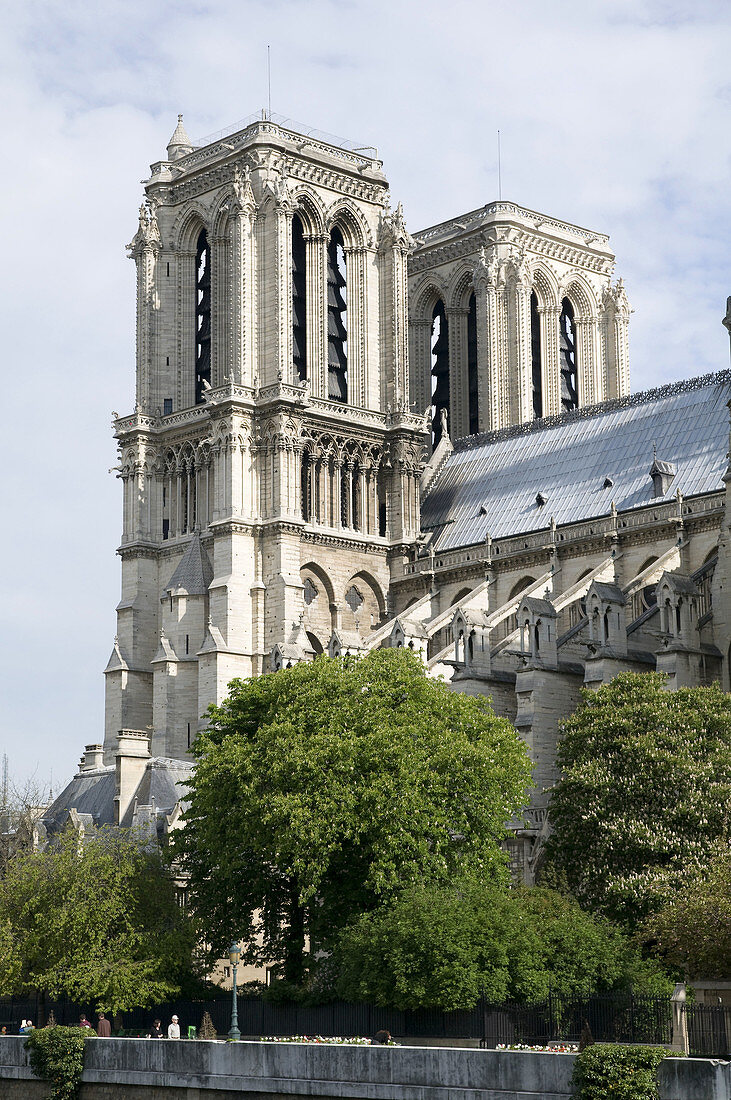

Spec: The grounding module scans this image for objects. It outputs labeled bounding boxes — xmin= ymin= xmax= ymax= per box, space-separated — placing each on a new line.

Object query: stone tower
xmin=408 ymin=202 xmax=631 ymax=443
xmin=104 ymin=114 xmax=426 ymax=763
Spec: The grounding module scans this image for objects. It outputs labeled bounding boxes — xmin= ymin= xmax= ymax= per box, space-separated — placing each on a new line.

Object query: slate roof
xmin=42 ymin=768 xmax=117 ymax=834
xmin=165 ymin=532 xmax=213 ymax=595
xmin=119 ymin=758 xmax=192 ymax=826
xmin=422 ymin=372 xmax=731 ymax=551
xmin=42 ymin=758 xmax=193 ymax=836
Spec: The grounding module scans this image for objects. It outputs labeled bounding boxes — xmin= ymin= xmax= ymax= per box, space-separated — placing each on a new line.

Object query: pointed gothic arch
xmin=325 ymin=200 xmax=372 ymax=249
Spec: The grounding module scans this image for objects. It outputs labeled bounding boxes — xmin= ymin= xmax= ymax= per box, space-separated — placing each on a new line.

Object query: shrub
xmin=25 ymin=1026 xmax=92 ymax=1100
xmin=572 ymin=1043 xmax=680 ymax=1100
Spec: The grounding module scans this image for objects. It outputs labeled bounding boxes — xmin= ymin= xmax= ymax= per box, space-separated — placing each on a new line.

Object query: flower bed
xmin=260 ymin=1035 xmax=387 ymax=1045
xmin=497 ymin=1042 xmax=578 ymax=1053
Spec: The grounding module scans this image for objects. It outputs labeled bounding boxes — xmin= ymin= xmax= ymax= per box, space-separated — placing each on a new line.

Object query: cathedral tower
xmin=409 ymin=202 xmax=630 ymax=443
xmin=105 ymin=114 xmax=426 ymax=762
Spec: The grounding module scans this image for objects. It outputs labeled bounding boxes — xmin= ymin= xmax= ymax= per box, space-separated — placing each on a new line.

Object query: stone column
xmin=345 ymin=246 xmax=367 ymax=408
xmin=275 ymin=194 xmax=294 ymax=384
xmin=447 ymin=306 xmax=468 ymax=439
xmin=409 ymin=318 xmax=432 ymax=424
xmin=178 ymin=250 xmax=197 ymax=409
xmin=304 ymin=233 xmax=326 ymax=398
xmin=541 ymin=306 xmax=561 ymax=417
xmin=231 ymin=168 xmax=258 ymax=387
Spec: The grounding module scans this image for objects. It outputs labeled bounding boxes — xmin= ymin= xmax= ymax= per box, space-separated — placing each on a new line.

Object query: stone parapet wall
xmin=2 ymin=1036 xmax=731 ymax=1100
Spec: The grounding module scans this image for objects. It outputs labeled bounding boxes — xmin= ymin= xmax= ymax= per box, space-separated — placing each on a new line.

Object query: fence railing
xmin=0 ymin=992 xmax=727 ymax=1058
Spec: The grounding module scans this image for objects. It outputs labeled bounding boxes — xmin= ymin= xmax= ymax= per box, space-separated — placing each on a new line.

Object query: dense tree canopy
xmin=0 ymin=829 xmax=199 ymax=1013
xmin=334 ymin=880 xmax=670 ymax=1011
xmin=544 ymin=673 xmax=731 ymax=929
xmin=177 ymin=648 xmax=532 ymax=982
xmin=646 ymin=844 xmax=731 ymax=979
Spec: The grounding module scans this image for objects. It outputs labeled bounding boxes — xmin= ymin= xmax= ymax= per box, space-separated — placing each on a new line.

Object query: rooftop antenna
xmin=497 ymin=130 xmax=502 ymax=201
xmin=267 ymin=45 xmax=272 ymax=120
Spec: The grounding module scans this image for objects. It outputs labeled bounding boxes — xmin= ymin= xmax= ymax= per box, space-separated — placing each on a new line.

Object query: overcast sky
xmin=2 ymin=0 xmax=731 ymax=794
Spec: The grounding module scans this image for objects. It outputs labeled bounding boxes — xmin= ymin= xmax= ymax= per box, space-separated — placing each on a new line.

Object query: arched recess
xmin=171 ymin=203 xmax=210 ymax=253
xmin=506 ymin=575 xmax=536 ymax=639
xmin=451 ymin=587 xmax=473 ymax=606
xmin=290 ymin=188 xmax=326 ymax=237
xmin=301 ymin=562 xmax=336 ymax=643
xmin=568 ymin=567 xmax=593 ymax=628
xmin=342 ymin=570 xmax=385 ymax=634
xmin=630 ymin=555 xmax=659 ymax=622
xmin=306 ymin=631 xmax=324 ymax=656
xmin=325 ymin=200 xmax=371 ymax=250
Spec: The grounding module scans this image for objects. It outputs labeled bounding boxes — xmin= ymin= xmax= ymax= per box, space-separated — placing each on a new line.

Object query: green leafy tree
xmin=0 ymin=916 xmax=21 ymax=995
xmin=646 ymin=844 xmax=731 ymax=978
xmin=334 ymin=881 xmax=669 ymax=1011
xmin=0 ymin=828 xmax=199 ymax=1014
xmin=177 ymin=648 xmax=532 ymax=983
xmin=544 ymin=673 xmax=731 ymax=930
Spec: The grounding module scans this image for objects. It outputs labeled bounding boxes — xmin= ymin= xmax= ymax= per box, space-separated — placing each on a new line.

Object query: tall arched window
xmin=559 ymin=297 xmax=578 ymax=412
xmin=431 ymin=299 xmax=449 ymax=446
xmin=327 ymin=227 xmax=348 ymax=402
xmin=195 ymin=229 xmax=211 ymax=405
xmin=292 ymin=215 xmax=307 ymax=383
xmin=467 ymin=292 xmax=478 ymax=435
xmin=301 ymin=451 xmax=312 ymax=522
xmin=530 ymin=291 xmax=543 ymax=419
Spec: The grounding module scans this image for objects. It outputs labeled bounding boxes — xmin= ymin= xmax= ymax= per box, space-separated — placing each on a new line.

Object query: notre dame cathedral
xmin=45 ymin=112 xmax=731 ymax=880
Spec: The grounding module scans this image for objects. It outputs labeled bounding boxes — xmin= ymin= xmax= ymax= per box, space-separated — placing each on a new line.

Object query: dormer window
xmin=650 ymin=457 xmax=676 ymax=497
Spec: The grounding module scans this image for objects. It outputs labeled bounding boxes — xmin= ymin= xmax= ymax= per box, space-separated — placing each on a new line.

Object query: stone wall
xmin=2 ymin=1036 xmax=730 ymax=1100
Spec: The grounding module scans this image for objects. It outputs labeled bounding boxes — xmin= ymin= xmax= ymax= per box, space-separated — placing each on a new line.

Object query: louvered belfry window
xmin=292 ymin=215 xmax=307 ymax=383
xmin=327 ymin=227 xmax=348 ymax=402
xmin=195 ymin=229 xmax=211 ymax=404
xmin=431 ymin=299 xmax=450 ymax=445
xmin=530 ymin=291 xmax=543 ymax=419
xmin=467 ymin=292 xmax=478 ymax=435
xmin=559 ymin=297 xmax=578 ymax=412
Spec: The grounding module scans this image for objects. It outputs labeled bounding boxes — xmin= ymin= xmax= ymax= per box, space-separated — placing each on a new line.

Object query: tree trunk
xmin=283 ymin=879 xmax=306 ymax=985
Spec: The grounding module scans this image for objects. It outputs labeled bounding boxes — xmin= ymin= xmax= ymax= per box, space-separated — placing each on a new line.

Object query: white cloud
xmin=2 ymin=0 xmax=730 ymax=788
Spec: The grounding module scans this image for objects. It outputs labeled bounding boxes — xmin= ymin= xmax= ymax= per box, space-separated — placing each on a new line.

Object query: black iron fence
xmin=0 ymin=991 xmax=728 ymax=1058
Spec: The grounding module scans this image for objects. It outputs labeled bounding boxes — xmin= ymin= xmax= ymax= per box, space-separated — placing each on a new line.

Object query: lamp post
xmin=228 ymin=941 xmax=241 ymax=1041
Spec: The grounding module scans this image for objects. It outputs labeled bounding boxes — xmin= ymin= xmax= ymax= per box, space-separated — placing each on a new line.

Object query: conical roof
xmin=164 ymin=531 xmax=213 ymax=596
xmin=167 ymin=114 xmax=192 ymax=161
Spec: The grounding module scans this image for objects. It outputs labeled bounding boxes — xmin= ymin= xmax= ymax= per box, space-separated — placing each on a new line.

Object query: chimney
xmin=114 ymin=730 xmax=150 ymax=826
xmin=80 ymin=744 xmax=105 ymax=772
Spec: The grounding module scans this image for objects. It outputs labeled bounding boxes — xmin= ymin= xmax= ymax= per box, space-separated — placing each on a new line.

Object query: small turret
xmin=167 ymin=114 xmax=193 ymax=162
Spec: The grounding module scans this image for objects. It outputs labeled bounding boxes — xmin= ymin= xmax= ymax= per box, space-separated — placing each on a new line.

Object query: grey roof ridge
xmin=451 ymin=368 xmax=731 ymax=454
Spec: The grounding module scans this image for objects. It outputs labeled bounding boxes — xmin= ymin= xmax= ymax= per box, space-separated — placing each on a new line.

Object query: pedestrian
xmin=167 ymin=1015 xmax=180 ymax=1039
xmin=96 ymin=1012 xmax=112 ymax=1037
xmin=148 ymin=1019 xmax=164 ymax=1038
xmin=79 ymin=1015 xmax=92 ymax=1030
xmin=371 ymin=1029 xmax=391 ymax=1045
xmin=18 ymin=1020 xmax=27 ymax=1035
xmin=23 ymin=1020 xmax=35 ymax=1034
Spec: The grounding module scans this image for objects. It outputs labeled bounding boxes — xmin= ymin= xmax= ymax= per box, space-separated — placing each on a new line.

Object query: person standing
xmin=96 ymin=1013 xmax=112 ymax=1037
xmin=167 ymin=1015 xmax=180 ymax=1039
xmin=79 ymin=1015 xmax=92 ymax=1030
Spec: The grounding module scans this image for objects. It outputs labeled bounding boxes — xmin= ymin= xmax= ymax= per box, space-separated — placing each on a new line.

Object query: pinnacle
xmin=167 ymin=114 xmax=192 ymax=161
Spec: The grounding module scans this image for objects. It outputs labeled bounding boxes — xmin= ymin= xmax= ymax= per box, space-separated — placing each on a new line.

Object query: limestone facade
xmin=44 ymin=114 xmax=731 ymax=886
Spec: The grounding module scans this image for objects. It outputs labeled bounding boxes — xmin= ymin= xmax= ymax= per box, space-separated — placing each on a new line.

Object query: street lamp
xmin=228 ymin=941 xmax=241 ymax=1041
